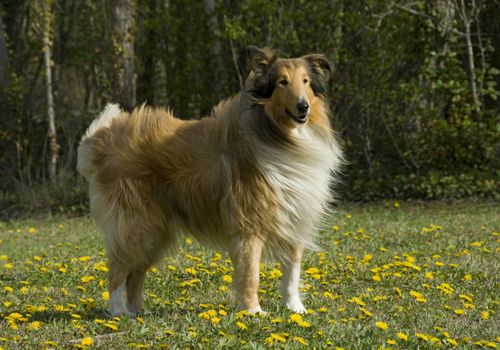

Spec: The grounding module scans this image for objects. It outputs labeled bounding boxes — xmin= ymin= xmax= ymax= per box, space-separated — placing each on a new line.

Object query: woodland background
xmin=0 ymin=0 xmax=499 ymax=214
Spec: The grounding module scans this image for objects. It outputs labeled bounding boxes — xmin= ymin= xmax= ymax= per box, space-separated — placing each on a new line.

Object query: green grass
xmin=0 ymin=201 xmax=499 ymax=349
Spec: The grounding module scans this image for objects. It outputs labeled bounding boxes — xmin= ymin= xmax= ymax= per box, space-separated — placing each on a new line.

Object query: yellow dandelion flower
xmin=481 ymin=311 xmax=490 ymax=320
xmin=271 ymin=318 xmax=283 ymax=323
xmin=375 ymin=321 xmax=388 ymax=330
xmin=93 ymin=261 xmax=109 ymax=272
xmin=323 ymin=291 xmax=339 ymax=299
xmin=289 ymin=313 xmax=303 ymax=322
xmin=348 ymin=297 xmax=366 ymax=306
xmin=360 ymin=308 xmax=373 ymax=317
xmin=27 ymin=321 xmax=42 ymax=330
xmin=372 ymin=295 xmax=388 ymax=302
xmin=415 ymin=333 xmax=430 ymax=340
xmin=4 ymin=286 xmax=13 ymax=293
xmin=409 ymin=290 xmax=427 ymax=303
xmin=81 ymin=337 xmax=93 ymax=346
xmin=0 ymin=255 xmax=7 ymax=261
xmin=297 ymin=320 xmax=311 ymax=328
xmin=266 ymin=333 xmax=287 ymax=344
xmin=184 ymin=267 xmax=197 ymax=276
xmin=446 ymin=338 xmax=458 ymax=346
xmin=293 ymin=336 xmax=308 ymax=345
xmin=236 ymin=321 xmax=247 ymax=330
xmin=425 ymin=272 xmax=435 ymax=279
xmin=28 ymin=227 xmax=37 ymax=234
xmin=105 ymin=321 xmax=119 ymax=331
xmin=463 ymin=274 xmax=473 ymax=281
xmin=3 ymin=263 xmax=13 ymax=270
xmin=397 ymin=332 xmax=409 ymax=341
xmin=454 ymin=309 xmax=465 ymax=315
xmin=436 ymin=283 xmax=454 ymax=295
xmin=222 ymin=274 xmax=232 ymax=283
xmin=268 ymin=268 xmax=283 ymax=279
xmin=387 ymin=339 xmax=397 ymax=345
xmin=372 ymin=274 xmax=381 ymax=281
xmin=210 ymin=317 xmax=221 ymax=325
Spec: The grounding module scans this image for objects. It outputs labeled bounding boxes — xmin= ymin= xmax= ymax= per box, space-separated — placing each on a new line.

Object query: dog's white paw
xmin=284 ymin=299 xmax=307 ymax=314
xmin=246 ymin=306 xmax=268 ymax=316
xmin=109 ymin=309 xmax=137 ymax=318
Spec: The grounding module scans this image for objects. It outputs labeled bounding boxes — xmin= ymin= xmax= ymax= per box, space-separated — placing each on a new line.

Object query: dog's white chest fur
xmin=257 ymin=126 xmax=340 ymax=247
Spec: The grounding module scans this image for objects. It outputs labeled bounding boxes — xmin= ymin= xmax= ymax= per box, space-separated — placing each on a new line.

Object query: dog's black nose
xmin=296 ymin=101 xmax=309 ymax=114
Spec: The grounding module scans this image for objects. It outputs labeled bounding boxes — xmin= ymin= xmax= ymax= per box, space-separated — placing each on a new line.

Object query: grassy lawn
xmin=0 ymin=201 xmax=499 ymax=349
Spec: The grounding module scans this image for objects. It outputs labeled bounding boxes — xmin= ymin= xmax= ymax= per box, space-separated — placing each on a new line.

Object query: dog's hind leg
xmin=126 ymin=266 xmax=148 ymax=315
xmin=108 ymin=257 xmax=133 ymax=317
xmin=280 ymin=244 xmax=306 ymax=313
xmin=230 ymin=235 xmax=265 ymax=314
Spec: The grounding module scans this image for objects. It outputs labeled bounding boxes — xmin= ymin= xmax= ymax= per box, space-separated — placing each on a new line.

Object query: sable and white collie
xmin=77 ymin=46 xmax=342 ymax=317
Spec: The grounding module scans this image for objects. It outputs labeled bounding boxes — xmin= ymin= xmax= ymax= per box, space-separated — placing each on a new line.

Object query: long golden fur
xmin=77 ymin=46 xmax=342 ymax=316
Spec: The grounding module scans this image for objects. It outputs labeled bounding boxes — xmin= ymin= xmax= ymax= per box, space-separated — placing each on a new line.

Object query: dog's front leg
xmin=280 ymin=244 xmax=306 ymax=313
xmin=230 ymin=235 xmax=265 ymax=314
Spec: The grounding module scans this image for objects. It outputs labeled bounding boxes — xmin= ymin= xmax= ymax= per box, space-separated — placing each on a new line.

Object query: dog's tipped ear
xmin=303 ymin=54 xmax=331 ymax=76
xmin=246 ymin=46 xmax=276 ymax=72
xmin=303 ymin=54 xmax=331 ymax=97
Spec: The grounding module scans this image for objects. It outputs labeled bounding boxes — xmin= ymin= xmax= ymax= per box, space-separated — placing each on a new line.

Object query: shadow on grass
xmin=2 ymin=308 xmax=109 ymax=322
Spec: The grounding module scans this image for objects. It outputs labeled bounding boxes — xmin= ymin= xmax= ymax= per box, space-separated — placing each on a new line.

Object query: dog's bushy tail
xmin=77 ymin=103 xmax=123 ymax=179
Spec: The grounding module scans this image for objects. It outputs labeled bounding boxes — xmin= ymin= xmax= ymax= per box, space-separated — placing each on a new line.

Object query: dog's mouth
xmin=285 ymin=109 xmax=308 ymax=124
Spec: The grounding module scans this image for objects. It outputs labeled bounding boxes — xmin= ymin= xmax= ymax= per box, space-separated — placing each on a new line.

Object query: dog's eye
xmin=303 ymin=78 xmax=309 ymax=84
xmin=279 ymin=79 xmax=288 ymax=86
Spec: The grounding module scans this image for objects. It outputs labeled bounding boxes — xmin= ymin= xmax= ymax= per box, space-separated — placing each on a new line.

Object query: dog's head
xmin=245 ymin=46 xmax=331 ymax=129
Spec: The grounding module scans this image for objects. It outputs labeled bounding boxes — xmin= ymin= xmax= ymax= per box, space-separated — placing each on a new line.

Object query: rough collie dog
xmin=77 ymin=46 xmax=342 ymax=317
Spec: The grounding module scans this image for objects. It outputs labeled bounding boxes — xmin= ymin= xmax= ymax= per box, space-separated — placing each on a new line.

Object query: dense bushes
xmin=0 ymin=0 xmax=499 ymax=212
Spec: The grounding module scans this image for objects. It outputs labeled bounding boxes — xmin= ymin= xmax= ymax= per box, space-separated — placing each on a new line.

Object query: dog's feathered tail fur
xmin=77 ymin=103 xmax=123 ymax=179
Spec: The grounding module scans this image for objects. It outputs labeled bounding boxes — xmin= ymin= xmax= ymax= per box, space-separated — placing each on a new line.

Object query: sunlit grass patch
xmin=0 ymin=201 xmax=498 ymax=349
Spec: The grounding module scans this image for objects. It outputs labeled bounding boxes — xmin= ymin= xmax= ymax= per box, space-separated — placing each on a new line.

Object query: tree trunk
xmin=0 ymin=14 xmax=9 ymax=104
xmin=107 ymin=0 xmax=136 ymax=110
xmin=458 ymin=0 xmax=481 ymax=113
xmin=43 ymin=0 xmax=58 ymax=185
xmin=203 ymin=0 xmax=224 ymax=99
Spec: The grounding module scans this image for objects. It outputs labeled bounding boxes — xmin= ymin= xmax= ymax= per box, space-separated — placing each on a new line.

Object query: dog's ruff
xmin=77 ymin=47 xmax=342 ymax=316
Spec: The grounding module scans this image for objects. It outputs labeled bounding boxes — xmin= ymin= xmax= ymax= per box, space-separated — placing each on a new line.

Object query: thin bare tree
xmin=456 ymin=0 xmax=481 ymax=113
xmin=42 ymin=0 xmax=58 ymax=184
xmin=0 ymin=14 xmax=8 ymax=104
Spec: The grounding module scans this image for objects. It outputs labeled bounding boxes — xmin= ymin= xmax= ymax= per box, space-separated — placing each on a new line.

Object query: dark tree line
xmin=0 ymin=0 xmax=499 ymax=212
